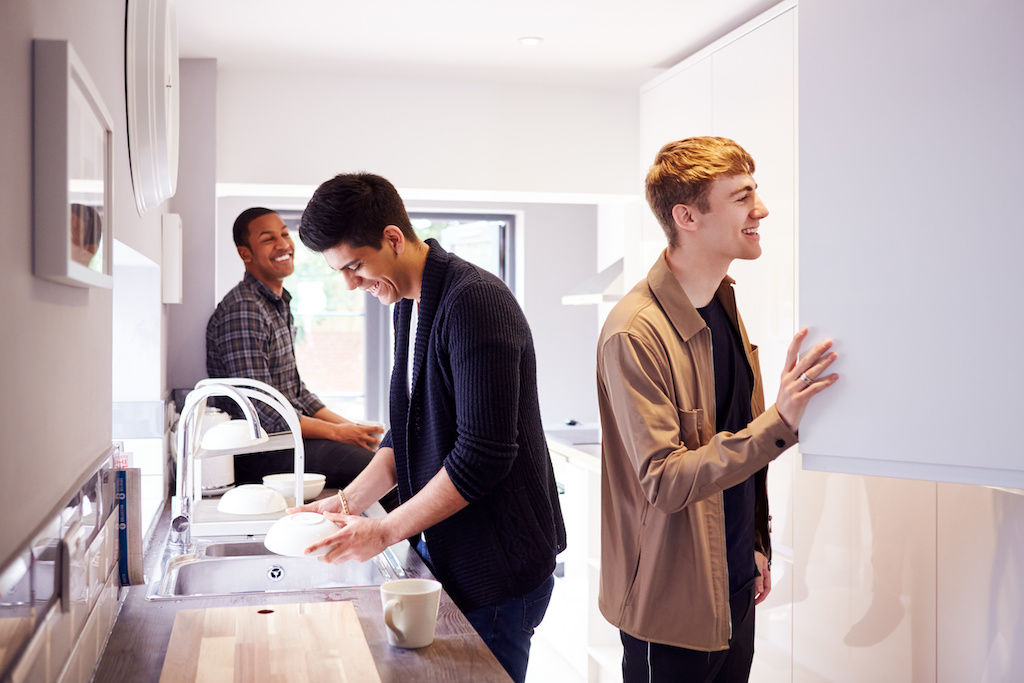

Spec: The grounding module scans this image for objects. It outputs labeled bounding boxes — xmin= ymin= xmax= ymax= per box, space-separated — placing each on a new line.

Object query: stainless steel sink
xmin=146 ymin=536 xmax=407 ymax=601
xmin=203 ymin=541 xmax=275 ymax=557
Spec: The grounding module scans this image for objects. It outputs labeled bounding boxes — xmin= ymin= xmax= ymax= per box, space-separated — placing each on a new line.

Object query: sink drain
xmin=267 ymin=564 xmax=285 ymax=582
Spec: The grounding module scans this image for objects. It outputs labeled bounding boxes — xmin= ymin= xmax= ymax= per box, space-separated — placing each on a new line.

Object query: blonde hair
xmin=645 ymin=137 xmax=755 ymax=246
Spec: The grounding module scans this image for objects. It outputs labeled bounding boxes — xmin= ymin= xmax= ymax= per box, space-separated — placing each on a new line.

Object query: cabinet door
xmin=636 ymin=11 xmax=797 ymax=405
xmin=798 ymin=0 xmax=1024 ymax=488
xmin=633 ymin=58 xmax=713 ymax=285
xmin=639 ymin=58 xmax=713 ymax=163
xmin=712 ymin=9 xmax=796 ymax=406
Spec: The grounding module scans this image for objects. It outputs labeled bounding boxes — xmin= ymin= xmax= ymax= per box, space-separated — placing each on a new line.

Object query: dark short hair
xmin=232 ymin=207 xmax=276 ymax=248
xmin=299 ymin=173 xmax=416 ymax=252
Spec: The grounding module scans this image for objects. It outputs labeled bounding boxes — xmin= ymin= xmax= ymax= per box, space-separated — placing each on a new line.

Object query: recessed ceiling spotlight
xmin=518 ymin=36 xmax=544 ymax=47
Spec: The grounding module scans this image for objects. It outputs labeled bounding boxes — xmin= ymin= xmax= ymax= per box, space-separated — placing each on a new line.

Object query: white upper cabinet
xmin=710 ymin=9 xmax=796 ymax=405
xmin=633 ymin=53 xmax=713 ymax=287
xmin=798 ymin=0 xmax=1024 ymax=488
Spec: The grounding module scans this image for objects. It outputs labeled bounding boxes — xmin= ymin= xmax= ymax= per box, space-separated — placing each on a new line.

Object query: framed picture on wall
xmin=33 ymin=39 xmax=114 ymax=288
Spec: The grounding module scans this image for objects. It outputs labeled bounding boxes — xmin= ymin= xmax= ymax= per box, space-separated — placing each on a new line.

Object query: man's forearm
xmin=299 ymin=414 xmax=382 ymax=449
xmin=299 ymin=414 xmax=343 ymax=440
xmin=378 ymin=467 xmax=469 ymax=545
xmin=312 ymin=406 xmax=351 ymax=425
xmin=343 ymin=446 xmax=398 ymax=514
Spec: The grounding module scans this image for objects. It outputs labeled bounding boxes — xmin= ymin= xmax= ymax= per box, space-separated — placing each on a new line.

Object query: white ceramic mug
xmin=380 ymin=578 xmax=442 ymax=648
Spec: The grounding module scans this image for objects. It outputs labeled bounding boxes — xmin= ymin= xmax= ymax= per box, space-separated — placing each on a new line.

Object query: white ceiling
xmin=176 ymin=0 xmax=779 ymax=86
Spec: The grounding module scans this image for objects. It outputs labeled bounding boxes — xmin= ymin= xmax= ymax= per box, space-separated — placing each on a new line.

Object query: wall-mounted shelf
xmin=560 ymin=258 xmax=623 ymax=306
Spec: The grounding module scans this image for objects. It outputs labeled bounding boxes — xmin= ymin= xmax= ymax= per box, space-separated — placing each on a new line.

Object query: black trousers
xmin=621 ymin=586 xmax=756 ymax=683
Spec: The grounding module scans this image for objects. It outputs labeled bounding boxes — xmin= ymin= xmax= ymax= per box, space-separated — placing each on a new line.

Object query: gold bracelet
xmin=337 ymin=489 xmax=350 ymax=515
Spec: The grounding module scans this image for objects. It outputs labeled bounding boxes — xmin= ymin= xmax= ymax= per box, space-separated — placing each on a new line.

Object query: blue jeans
xmin=463 ymin=574 xmax=555 ymax=683
xmin=417 ymin=539 xmax=554 ymax=683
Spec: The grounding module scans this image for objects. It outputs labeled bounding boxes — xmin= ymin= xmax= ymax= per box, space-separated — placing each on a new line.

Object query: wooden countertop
xmin=94 ymin=510 xmax=510 ymax=682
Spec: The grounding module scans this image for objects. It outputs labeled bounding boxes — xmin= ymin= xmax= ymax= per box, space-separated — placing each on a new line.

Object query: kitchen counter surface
xmin=546 ymin=437 xmax=601 ymax=472
xmin=94 ymin=509 xmax=510 ymax=682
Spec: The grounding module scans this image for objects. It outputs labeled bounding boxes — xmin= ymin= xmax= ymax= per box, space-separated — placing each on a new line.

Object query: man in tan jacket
xmin=597 ymin=137 xmax=839 ymax=682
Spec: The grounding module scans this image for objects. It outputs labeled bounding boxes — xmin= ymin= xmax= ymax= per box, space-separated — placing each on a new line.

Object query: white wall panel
xmin=792 ymin=464 xmax=937 ymax=682
xmin=216 ymin=69 xmax=638 ymax=197
xmin=936 ymin=483 xmax=1024 ymax=682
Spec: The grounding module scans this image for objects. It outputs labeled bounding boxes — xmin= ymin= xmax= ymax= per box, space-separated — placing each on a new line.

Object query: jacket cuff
xmin=756 ymin=404 xmax=798 ymax=455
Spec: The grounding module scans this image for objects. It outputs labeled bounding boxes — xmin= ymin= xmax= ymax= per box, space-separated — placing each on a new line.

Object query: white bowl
xmin=261 ymin=472 xmax=327 ymax=503
xmin=216 ymin=484 xmax=287 ymax=515
xmin=200 ymin=419 xmax=269 ymax=452
xmin=263 ymin=512 xmax=339 ymax=557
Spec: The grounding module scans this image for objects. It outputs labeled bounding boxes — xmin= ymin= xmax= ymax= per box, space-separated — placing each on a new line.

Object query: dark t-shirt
xmin=697 ymin=296 xmax=757 ymax=596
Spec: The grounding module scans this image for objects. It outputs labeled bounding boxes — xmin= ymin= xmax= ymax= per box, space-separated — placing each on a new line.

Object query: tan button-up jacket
xmin=597 ymin=252 xmax=797 ymax=651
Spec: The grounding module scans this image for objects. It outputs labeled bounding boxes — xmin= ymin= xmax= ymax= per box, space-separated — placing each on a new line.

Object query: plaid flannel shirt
xmin=205 ymin=272 xmax=324 ymax=432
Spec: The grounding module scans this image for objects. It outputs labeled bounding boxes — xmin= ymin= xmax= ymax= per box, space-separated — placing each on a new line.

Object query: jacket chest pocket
xmin=678 ymin=408 xmax=706 ymax=451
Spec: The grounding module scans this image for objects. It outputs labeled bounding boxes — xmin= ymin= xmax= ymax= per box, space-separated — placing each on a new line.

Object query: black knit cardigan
xmin=379 ymin=240 xmax=567 ymax=611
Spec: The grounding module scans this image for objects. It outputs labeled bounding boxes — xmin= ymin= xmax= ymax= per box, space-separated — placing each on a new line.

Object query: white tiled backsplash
xmin=0 ymin=455 xmax=125 ymax=683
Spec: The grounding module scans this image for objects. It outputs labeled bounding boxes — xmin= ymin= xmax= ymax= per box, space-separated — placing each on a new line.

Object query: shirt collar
xmin=646 ymin=250 xmax=735 ymax=343
xmin=418 ymin=238 xmax=449 ymax=305
xmin=243 ymin=271 xmax=291 ymax=304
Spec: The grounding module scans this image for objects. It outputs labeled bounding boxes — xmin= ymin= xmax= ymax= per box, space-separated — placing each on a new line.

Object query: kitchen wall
xmin=215 ymin=68 xmax=640 ymax=196
xmin=0 ymin=0 xmax=167 ymax=568
xmin=167 ymin=59 xmax=219 ymax=390
xmin=166 ymin=64 xmax=632 ymax=426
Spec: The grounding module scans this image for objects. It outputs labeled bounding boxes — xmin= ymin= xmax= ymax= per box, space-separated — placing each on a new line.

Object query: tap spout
xmin=172 ymin=383 xmax=262 ymax=550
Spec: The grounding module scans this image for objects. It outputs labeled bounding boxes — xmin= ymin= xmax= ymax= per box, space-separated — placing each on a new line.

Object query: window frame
xmin=408 ymin=211 xmax=516 ymax=292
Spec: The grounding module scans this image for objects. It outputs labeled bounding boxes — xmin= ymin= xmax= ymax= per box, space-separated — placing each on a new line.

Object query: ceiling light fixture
xmin=518 ymin=36 xmax=544 ymax=47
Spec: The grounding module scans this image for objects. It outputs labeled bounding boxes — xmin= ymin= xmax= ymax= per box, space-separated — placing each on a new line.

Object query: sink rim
xmin=145 ymin=534 xmax=408 ymax=601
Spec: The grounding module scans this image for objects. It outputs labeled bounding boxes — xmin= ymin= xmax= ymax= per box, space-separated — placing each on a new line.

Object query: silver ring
xmin=800 ymin=372 xmax=814 ymax=385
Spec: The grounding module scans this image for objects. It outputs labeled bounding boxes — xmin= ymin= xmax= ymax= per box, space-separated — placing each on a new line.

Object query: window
xmin=279 ymin=212 xmax=369 ymax=420
xmin=279 ymin=210 xmax=514 ymax=424
xmin=409 ymin=213 xmax=515 ymax=288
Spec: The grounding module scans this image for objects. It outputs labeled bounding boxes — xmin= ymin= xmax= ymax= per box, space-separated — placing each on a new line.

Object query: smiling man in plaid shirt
xmin=206 ymin=207 xmax=384 ymax=490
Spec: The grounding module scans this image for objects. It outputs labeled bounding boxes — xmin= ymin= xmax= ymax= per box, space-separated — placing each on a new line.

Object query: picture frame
xmin=33 ymin=39 xmax=114 ymax=288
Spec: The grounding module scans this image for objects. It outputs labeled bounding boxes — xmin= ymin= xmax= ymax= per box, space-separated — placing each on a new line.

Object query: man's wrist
xmin=330 ymin=422 xmax=349 ymax=441
xmin=377 ymin=511 xmax=404 ymax=548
